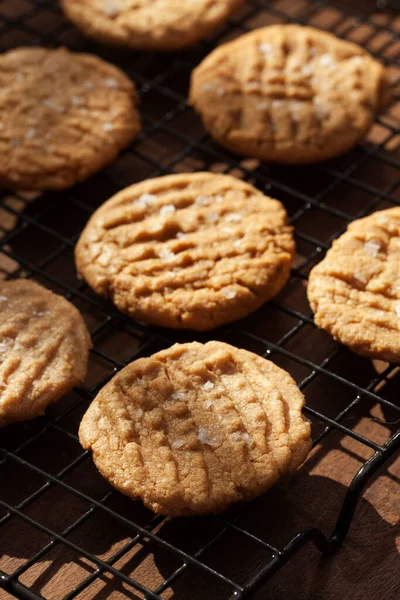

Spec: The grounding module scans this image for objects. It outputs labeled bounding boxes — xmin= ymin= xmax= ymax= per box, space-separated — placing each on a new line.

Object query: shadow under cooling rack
xmin=0 ymin=1 xmax=400 ymax=599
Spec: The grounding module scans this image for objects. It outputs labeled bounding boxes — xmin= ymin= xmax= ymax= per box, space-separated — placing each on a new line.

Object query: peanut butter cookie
xmin=75 ymin=172 xmax=294 ymax=330
xmin=189 ymin=25 xmax=391 ymax=163
xmin=308 ymin=207 xmax=400 ymax=362
xmin=79 ymin=341 xmax=311 ymax=516
xmin=0 ymin=47 xmax=140 ymax=190
xmin=0 ymin=279 xmax=92 ymax=426
xmin=61 ymin=0 xmax=244 ymax=51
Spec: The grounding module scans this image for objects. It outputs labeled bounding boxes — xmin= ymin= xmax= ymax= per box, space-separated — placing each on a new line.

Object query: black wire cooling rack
xmin=0 ymin=1 xmax=400 ymax=599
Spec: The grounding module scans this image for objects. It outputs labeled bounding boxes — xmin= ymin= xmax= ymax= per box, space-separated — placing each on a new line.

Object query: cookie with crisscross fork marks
xmin=75 ymin=172 xmax=294 ymax=330
xmin=189 ymin=25 xmax=391 ymax=163
xmin=61 ymin=0 xmax=244 ymax=51
xmin=0 ymin=279 xmax=92 ymax=427
xmin=0 ymin=47 xmax=140 ymax=190
xmin=308 ymin=207 xmax=400 ymax=362
xmin=79 ymin=341 xmax=311 ymax=516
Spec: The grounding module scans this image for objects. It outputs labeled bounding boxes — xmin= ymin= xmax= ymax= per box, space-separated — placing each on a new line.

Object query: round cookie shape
xmin=0 ymin=279 xmax=92 ymax=426
xmin=0 ymin=47 xmax=140 ymax=190
xmin=189 ymin=25 xmax=391 ymax=164
xmin=308 ymin=207 xmax=400 ymax=362
xmin=61 ymin=0 xmax=244 ymax=52
xmin=75 ymin=172 xmax=295 ymax=330
xmin=79 ymin=341 xmax=311 ymax=516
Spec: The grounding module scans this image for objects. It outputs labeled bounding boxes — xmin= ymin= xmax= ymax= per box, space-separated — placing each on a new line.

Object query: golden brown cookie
xmin=0 ymin=279 xmax=92 ymax=426
xmin=79 ymin=341 xmax=311 ymax=516
xmin=189 ymin=25 xmax=391 ymax=164
xmin=0 ymin=47 xmax=140 ymax=190
xmin=61 ymin=0 xmax=244 ymax=51
xmin=308 ymin=207 xmax=400 ymax=362
xmin=75 ymin=172 xmax=294 ymax=330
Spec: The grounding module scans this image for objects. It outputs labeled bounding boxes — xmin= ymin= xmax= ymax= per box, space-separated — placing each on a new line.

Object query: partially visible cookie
xmin=61 ymin=0 xmax=244 ymax=51
xmin=75 ymin=172 xmax=294 ymax=330
xmin=308 ymin=207 xmax=400 ymax=362
xmin=0 ymin=47 xmax=140 ymax=190
xmin=79 ymin=341 xmax=311 ymax=516
xmin=189 ymin=25 xmax=391 ymax=163
xmin=0 ymin=279 xmax=92 ymax=426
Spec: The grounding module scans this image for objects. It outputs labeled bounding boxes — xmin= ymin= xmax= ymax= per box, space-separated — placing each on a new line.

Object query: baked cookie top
xmin=0 ymin=47 xmax=140 ymax=190
xmin=79 ymin=341 xmax=311 ymax=516
xmin=189 ymin=25 xmax=391 ymax=164
xmin=61 ymin=0 xmax=244 ymax=51
xmin=0 ymin=279 xmax=92 ymax=427
xmin=308 ymin=207 xmax=400 ymax=362
xmin=75 ymin=172 xmax=294 ymax=330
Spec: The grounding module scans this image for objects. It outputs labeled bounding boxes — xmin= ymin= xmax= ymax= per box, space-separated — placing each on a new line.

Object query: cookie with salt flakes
xmin=75 ymin=172 xmax=294 ymax=330
xmin=61 ymin=0 xmax=244 ymax=51
xmin=0 ymin=279 xmax=92 ymax=427
xmin=79 ymin=341 xmax=312 ymax=516
xmin=189 ymin=25 xmax=391 ymax=163
xmin=308 ymin=207 xmax=400 ymax=362
xmin=0 ymin=47 xmax=140 ymax=190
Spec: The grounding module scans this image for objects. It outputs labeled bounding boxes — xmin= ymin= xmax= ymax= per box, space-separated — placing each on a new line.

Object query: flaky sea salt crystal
xmin=313 ymin=98 xmax=330 ymax=121
xmin=272 ymin=99 xmax=284 ymax=109
xmin=203 ymin=380 xmax=214 ymax=391
xmin=259 ymin=43 xmax=273 ymax=56
xmin=0 ymin=342 xmax=7 ymax=353
xmin=302 ymin=63 xmax=313 ymax=76
xmin=149 ymin=221 xmax=163 ymax=233
xmin=247 ymin=81 xmax=259 ymax=91
xmin=135 ymin=193 xmax=156 ymax=208
xmin=0 ymin=296 xmax=7 ymax=302
xmin=354 ymin=272 xmax=366 ymax=284
xmin=364 ymin=240 xmax=381 ymax=258
xmin=377 ymin=215 xmax=388 ymax=225
xmin=160 ymin=204 xmax=176 ymax=215
xmin=207 ymin=211 xmax=219 ymax=223
xmin=195 ymin=195 xmax=212 ymax=206
xmin=231 ymin=431 xmax=242 ymax=441
xmin=225 ymin=213 xmax=241 ymax=223
xmin=71 ymin=96 xmax=84 ymax=106
xmin=103 ymin=122 xmax=114 ymax=131
xmin=84 ymin=80 xmax=94 ymax=89
xmin=233 ymin=239 xmax=242 ymax=247
xmin=136 ymin=408 xmax=144 ymax=418
xmin=43 ymin=98 xmax=65 ymax=113
xmin=104 ymin=78 xmax=119 ymax=88
xmin=242 ymin=432 xmax=253 ymax=446
xmin=0 ymin=381 xmax=6 ymax=388
xmin=222 ymin=288 xmax=237 ymax=299
xmin=198 ymin=427 xmax=221 ymax=447
xmin=171 ymin=391 xmax=185 ymax=401
xmin=137 ymin=378 xmax=148 ymax=388
xmin=204 ymin=399 xmax=213 ymax=409
xmin=158 ymin=248 xmax=175 ymax=262
xmin=396 ymin=304 xmax=400 ymax=318
xmin=25 ymin=128 xmax=36 ymax=140
xmin=222 ymin=227 xmax=235 ymax=235
xmin=172 ymin=439 xmax=184 ymax=449
xmin=202 ymin=83 xmax=213 ymax=91
xmin=103 ymin=0 xmax=120 ymax=16
xmin=349 ymin=55 xmax=366 ymax=65
xmin=176 ymin=232 xmax=186 ymax=239
xmin=319 ymin=54 xmax=336 ymax=69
